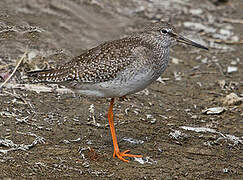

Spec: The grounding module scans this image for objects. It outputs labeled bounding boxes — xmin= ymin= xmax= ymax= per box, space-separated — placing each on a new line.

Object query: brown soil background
xmin=0 ymin=0 xmax=242 ymax=179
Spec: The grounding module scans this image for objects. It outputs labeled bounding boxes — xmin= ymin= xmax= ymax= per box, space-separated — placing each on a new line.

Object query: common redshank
xmin=27 ymin=21 xmax=208 ymax=162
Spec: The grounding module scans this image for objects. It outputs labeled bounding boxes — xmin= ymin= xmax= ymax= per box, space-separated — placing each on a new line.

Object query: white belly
xmin=74 ymin=67 xmax=159 ymax=98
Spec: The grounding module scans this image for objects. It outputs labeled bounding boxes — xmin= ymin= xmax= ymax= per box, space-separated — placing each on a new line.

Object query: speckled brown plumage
xmin=28 ymin=22 xmax=170 ymax=82
xmin=28 ymin=36 xmax=156 ymax=83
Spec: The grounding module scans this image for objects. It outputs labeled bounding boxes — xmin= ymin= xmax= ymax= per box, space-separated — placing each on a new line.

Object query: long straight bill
xmin=172 ymin=33 xmax=209 ymax=50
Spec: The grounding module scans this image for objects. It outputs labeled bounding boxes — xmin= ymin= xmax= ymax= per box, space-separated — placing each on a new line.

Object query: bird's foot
xmin=113 ymin=149 xmax=142 ymax=162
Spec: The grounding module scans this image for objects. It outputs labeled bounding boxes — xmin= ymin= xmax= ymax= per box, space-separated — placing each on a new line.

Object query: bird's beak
xmin=171 ymin=32 xmax=208 ymax=50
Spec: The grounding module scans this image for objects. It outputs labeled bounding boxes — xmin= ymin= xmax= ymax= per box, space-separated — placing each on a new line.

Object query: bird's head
xmin=144 ymin=21 xmax=208 ymax=50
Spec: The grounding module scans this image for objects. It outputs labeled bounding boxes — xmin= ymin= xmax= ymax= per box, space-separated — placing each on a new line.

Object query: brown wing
xmin=27 ymin=36 xmax=151 ymax=84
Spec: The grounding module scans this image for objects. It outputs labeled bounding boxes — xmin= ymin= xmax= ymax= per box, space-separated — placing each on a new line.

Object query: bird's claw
xmin=113 ymin=150 xmax=142 ymax=162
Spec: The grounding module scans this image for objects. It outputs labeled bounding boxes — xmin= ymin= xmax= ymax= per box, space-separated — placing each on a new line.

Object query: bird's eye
xmin=161 ymin=29 xmax=168 ymax=34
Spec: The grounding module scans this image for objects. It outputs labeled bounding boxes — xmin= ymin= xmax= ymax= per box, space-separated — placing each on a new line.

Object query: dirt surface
xmin=0 ymin=0 xmax=242 ymax=179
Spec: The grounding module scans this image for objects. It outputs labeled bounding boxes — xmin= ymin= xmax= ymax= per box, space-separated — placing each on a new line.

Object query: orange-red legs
xmin=108 ymin=98 xmax=142 ymax=162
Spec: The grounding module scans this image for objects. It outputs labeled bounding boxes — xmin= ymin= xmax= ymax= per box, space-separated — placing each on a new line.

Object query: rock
xmin=227 ymin=66 xmax=238 ymax=73
xmin=223 ymin=93 xmax=242 ymax=105
xmin=202 ymin=107 xmax=226 ymax=115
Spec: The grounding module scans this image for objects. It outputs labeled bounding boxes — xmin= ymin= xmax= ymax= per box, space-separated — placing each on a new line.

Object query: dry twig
xmin=3 ymin=83 xmax=73 ymax=94
xmin=207 ymin=38 xmax=243 ymax=45
xmin=221 ymin=18 xmax=243 ymax=24
xmin=0 ymin=51 xmax=27 ymax=89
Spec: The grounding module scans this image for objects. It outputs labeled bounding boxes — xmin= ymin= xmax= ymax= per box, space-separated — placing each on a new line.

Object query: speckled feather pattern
xmin=27 ymin=21 xmax=175 ymax=97
xmin=28 ymin=36 xmax=166 ymax=82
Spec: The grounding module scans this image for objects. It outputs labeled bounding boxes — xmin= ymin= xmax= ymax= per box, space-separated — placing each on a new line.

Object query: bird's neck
xmin=139 ymin=34 xmax=170 ymax=61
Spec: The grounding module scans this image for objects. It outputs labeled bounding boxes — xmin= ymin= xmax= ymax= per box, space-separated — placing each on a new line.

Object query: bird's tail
xmin=27 ymin=68 xmax=69 ymax=83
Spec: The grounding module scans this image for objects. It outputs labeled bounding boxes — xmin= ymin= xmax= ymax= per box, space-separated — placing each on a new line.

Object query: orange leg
xmin=108 ymin=98 xmax=142 ymax=162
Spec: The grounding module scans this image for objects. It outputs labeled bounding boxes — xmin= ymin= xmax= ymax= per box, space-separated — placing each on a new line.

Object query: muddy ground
xmin=0 ymin=0 xmax=242 ymax=179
